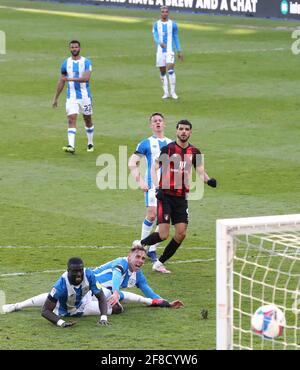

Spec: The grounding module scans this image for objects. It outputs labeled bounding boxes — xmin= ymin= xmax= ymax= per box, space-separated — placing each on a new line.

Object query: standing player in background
xmin=128 ymin=113 xmax=172 ymax=271
xmin=52 ymin=40 xmax=95 ymax=154
xmin=133 ymin=120 xmax=217 ymax=273
xmin=152 ymin=6 xmax=183 ymax=100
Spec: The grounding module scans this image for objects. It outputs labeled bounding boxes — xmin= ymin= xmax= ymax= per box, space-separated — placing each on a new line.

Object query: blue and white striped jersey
xmin=135 ymin=136 xmax=172 ymax=188
xmin=152 ymin=20 xmax=181 ymax=54
xmin=61 ymin=56 xmax=92 ymax=100
xmin=50 ymin=268 xmax=102 ymax=317
xmin=93 ymin=257 xmax=161 ymax=300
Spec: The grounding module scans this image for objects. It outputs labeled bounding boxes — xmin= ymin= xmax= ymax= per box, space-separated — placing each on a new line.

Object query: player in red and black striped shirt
xmin=133 ymin=119 xmax=217 ymax=273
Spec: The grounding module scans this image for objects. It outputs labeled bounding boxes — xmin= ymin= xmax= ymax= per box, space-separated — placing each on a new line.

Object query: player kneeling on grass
xmin=2 ymin=257 xmax=113 ymax=328
xmin=93 ymin=244 xmax=184 ymax=309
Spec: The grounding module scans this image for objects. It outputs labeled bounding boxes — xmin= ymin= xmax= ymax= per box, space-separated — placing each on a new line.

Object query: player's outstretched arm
xmin=150 ymin=159 xmax=160 ymax=189
xmin=96 ymin=290 xmax=111 ymax=326
xmin=52 ymin=76 xmax=66 ymax=108
xmin=128 ymin=153 xmax=149 ymax=191
xmin=196 ymin=164 xmax=217 ymax=188
xmin=41 ymin=297 xmax=76 ymax=327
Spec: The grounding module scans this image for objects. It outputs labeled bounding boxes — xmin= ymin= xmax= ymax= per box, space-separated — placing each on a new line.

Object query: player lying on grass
xmin=2 ymin=247 xmax=183 ymax=324
xmin=3 ymin=257 xmax=111 ymax=327
xmin=92 ymin=244 xmax=183 ymax=309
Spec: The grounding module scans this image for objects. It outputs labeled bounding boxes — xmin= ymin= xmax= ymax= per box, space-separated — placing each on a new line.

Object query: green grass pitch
xmin=0 ymin=0 xmax=299 ymax=350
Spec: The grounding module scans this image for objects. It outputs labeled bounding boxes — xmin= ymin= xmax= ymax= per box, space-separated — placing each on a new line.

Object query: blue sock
xmin=147 ymin=251 xmax=158 ymax=263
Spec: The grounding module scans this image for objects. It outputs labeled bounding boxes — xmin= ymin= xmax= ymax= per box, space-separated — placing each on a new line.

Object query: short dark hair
xmin=68 ymin=257 xmax=84 ymax=268
xmin=149 ymin=112 xmax=164 ymax=121
xmin=69 ymin=40 xmax=81 ymax=47
xmin=130 ymin=245 xmax=147 ymax=254
xmin=176 ymin=119 xmax=192 ymax=129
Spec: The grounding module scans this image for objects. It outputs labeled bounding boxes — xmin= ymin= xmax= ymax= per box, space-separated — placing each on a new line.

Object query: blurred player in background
xmin=152 ymin=6 xmax=183 ymax=100
xmin=52 ymin=40 xmax=94 ymax=154
xmin=133 ymin=120 xmax=217 ymax=273
xmin=128 ymin=113 xmax=171 ymax=268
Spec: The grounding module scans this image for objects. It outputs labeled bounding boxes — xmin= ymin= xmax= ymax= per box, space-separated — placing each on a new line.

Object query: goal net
xmin=216 ymin=214 xmax=300 ymax=350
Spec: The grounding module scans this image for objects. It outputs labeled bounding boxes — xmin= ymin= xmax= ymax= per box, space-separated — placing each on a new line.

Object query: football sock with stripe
xmin=68 ymin=128 xmax=77 ymax=148
xmin=85 ymin=125 xmax=94 ymax=145
xmin=141 ymin=218 xmax=153 ymax=239
xmin=168 ymin=69 xmax=176 ymax=95
xmin=17 ymin=293 xmax=48 ymax=309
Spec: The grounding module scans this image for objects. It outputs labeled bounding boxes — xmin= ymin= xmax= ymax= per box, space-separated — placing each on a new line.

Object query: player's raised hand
xmin=170 ymin=300 xmax=184 ymax=309
xmin=108 ymin=291 xmax=120 ymax=307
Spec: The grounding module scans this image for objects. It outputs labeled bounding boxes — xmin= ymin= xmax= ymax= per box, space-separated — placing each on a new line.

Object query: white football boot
xmin=152 ymin=260 xmax=171 ymax=274
xmin=2 ymin=303 xmax=20 ymax=313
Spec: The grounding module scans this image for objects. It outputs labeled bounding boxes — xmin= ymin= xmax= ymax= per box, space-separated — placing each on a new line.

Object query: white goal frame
xmin=216 ymin=214 xmax=300 ymax=350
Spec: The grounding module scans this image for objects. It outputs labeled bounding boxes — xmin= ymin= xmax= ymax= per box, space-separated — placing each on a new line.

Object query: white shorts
xmin=145 ymin=188 xmax=157 ymax=207
xmin=66 ymin=98 xmax=93 ymax=116
xmin=156 ymin=49 xmax=175 ymax=67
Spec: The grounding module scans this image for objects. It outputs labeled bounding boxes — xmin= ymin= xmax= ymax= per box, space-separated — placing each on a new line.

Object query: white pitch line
xmin=0 ymin=258 xmax=214 ymax=278
xmin=169 ymin=258 xmax=215 ymax=264
xmin=0 ymin=245 xmax=127 ymax=249
xmin=0 ymin=245 xmax=214 ymax=250
xmin=0 ymin=269 xmax=64 ymax=277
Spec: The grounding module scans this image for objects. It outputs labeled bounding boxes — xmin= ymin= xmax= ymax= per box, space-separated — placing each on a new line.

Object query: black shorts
xmin=157 ymin=194 xmax=189 ymax=225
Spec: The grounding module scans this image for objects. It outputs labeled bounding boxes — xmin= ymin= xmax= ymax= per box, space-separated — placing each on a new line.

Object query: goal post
xmin=216 ymin=214 xmax=300 ymax=350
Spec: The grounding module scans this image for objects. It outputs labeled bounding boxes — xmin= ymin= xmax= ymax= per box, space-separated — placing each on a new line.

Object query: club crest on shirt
xmin=164 ymin=214 xmax=170 ymax=221
xmin=127 ymin=273 xmax=137 ymax=288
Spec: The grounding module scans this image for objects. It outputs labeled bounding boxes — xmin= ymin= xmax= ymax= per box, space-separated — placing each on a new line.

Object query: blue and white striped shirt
xmin=61 ymin=56 xmax=92 ymax=100
xmin=152 ymin=20 xmax=181 ymax=54
xmin=93 ymin=257 xmax=161 ymax=299
xmin=50 ymin=268 xmax=102 ymax=317
xmin=135 ymin=136 xmax=172 ymax=188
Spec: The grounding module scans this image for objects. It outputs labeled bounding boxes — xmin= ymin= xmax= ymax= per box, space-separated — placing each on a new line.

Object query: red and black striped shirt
xmin=158 ymin=141 xmax=202 ymax=197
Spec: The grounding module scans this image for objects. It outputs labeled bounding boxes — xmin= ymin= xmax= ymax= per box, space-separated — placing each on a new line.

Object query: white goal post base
xmin=216 ymin=214 xmax=300 ymax=350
